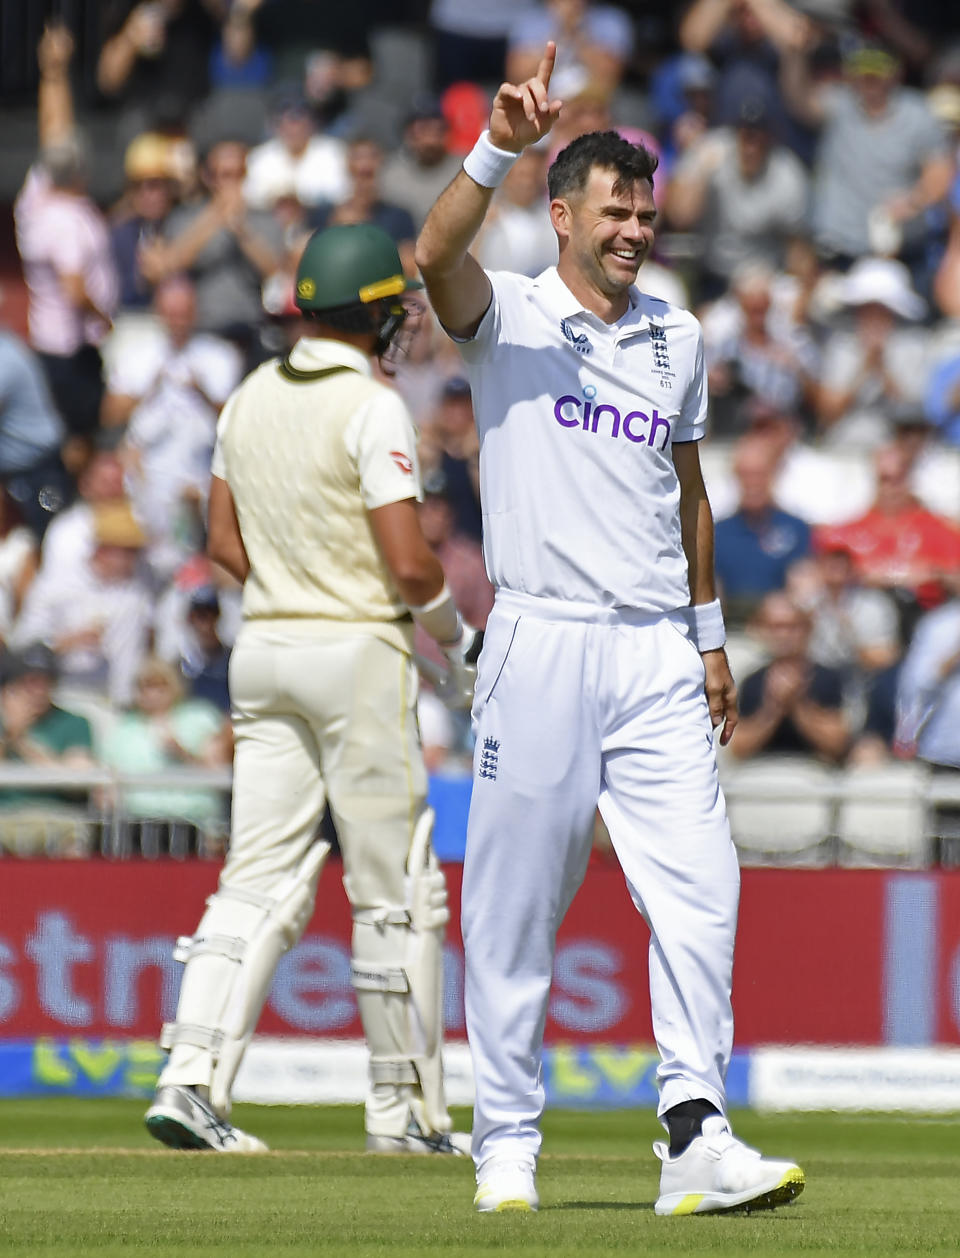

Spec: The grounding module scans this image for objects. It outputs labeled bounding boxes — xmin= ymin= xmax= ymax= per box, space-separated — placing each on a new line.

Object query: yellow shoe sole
xmin=659 ymin=1166 xmax=805 ymax=1216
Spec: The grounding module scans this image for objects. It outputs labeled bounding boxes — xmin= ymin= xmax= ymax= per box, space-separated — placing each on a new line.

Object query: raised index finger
xmin=536 ymin=41 xmax=556 ymax=91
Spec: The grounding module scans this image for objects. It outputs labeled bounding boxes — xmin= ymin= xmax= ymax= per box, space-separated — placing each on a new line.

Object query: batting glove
xmin=436 ymin=625 xmax=483 ymax=710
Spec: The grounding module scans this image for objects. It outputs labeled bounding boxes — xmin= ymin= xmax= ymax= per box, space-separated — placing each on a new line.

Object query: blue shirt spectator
xmin=924 ymin=352 xmax=960 ymax=445
xmin=896 ymin=599 xmax=960 ymax=769
xmin=308 ymin=137 xmax=416 ymax=274
xmin=177 ymin=586 xmax=231 ymax=713
xmin=715 ymin=507 xmax=810 ymax=601
xmin=714 ymin=436 xmax=810 ymax=620
xmin=209 ymin=34 xmax=272 ymax=91
xmin=507 ymin=2 xmax=634 ymax=101
xmin=0 ymin=333 xmax=65 ymax=476
xmin=309 ymin=201 xmax=415 ymax=248
xmin=110 ymin=133 xmax=179 ymax=312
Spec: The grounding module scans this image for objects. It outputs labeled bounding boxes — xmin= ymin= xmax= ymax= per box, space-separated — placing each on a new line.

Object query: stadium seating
xmin=835 ymin=761 xmax=933 ymax=868
xmin=721 ymin=756 xmax=837 ymax=866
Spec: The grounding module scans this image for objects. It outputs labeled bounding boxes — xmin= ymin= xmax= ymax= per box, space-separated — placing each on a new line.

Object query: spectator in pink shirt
xmin=13 ymin=24 xmax=118 ymax=450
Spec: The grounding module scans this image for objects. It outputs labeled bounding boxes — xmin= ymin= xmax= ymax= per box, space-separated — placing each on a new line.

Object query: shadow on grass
xmin=552 ymin=1201 xmax=655 ymax=1211
xmin=553 ymin=1201 xmax=808 ymax=1218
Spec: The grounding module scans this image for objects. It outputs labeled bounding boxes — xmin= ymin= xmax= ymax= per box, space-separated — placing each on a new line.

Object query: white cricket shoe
xmin=145 ymin=1085 xmax=268 ymax=1153
xmin=653 ymin=1115 xmax=804 ymax=1215
xmin=366 ymin=1124 xmax=471 ymax=1156
xmin=473 ymin=1158 xmax=539 ymax=1213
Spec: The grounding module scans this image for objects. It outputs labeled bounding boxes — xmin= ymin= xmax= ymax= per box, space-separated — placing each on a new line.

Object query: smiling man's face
xmin=554 ymin=165 xmax=656 ymax=304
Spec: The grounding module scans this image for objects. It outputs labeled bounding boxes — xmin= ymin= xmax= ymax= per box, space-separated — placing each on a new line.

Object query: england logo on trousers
xmin=479 ymin=737 xmax=500 ymax=780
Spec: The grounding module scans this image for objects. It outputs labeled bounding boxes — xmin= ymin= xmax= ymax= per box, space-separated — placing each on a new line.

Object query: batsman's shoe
xmin=366 ymin=1122 xmax=471 ymax=1155
xmin=653 ymin=1116 xmax=804 ymax=1216
xmin=473 ymin=1158 xmax=539 ymax=1213
xmin=144 ymin=1085 xmax=268 ymax=1153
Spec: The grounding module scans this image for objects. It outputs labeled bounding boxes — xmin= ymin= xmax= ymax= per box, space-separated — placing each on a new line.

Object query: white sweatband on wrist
xmin=462 ymin=131 xmax=520 ymax=188
xmin=409 ymin=583 xmax=462 ymax=646
xmin=690 ymin=598 xmax=726 ymax=653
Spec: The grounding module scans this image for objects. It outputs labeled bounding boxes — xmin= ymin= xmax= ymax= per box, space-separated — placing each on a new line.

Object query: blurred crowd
xmin=2 ymin=0 xmax=960 ymax=856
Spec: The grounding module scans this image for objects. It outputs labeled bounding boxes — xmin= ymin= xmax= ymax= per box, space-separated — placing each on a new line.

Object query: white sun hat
xmin=838 ymin=256 xmax=927 ymax=320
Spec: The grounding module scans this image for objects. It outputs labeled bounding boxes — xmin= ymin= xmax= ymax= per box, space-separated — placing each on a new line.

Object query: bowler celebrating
xmin=416 ymin=43 xmax=804 ymax=1214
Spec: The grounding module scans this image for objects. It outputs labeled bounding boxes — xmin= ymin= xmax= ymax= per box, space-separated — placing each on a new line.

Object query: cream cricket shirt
xmin=457 ymin=267 xmax=707 ymax=614
xmin=212 ymin=338 xmax=422 ymax=648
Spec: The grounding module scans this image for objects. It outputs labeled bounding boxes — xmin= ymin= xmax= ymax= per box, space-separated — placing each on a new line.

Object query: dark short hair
xmin=3 ymin=642 xmax=58 ymax=684
xmin=41 ymin=135 xmax=89 ymax=189
xmin=547 ymin=131 xmax=659 ymax=202
xmin=406 ymin=94 xmax=446 ymax=126
xmin=189 ymin=585 xmax=221 ymax=613
xmin=199 ymin=136 xmax=249 ymax=168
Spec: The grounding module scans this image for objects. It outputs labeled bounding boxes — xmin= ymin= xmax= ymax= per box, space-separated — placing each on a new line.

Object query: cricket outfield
xmin=0 ymin=1101 xmax=957 ymax=1257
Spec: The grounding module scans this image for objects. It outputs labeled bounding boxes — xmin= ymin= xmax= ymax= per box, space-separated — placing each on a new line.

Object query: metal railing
xmin=0 ymin=765 xmax=232 ymax=859
xmin=1 ymin=761 xmax=959 ymax=866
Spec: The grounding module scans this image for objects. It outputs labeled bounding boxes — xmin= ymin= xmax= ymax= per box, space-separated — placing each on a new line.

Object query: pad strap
xmin=369 ymin=1060 xmax=419 ymax=1086
xmin=352 ymin=907 xmax=411 ymax=927
xmin=160 ymin=1022 xmax=224 ymax=1054
xmin=351 ymin=962 xmax=410 ymax=994
xmin=214 ymin=884 xmax=276 ymax=912
xmin=175 ymin=934 xmax=247 ymax=964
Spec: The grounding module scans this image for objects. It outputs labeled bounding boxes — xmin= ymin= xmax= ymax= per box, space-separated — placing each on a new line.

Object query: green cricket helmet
xmin=294 ymin=223 xmax=421 ymax=314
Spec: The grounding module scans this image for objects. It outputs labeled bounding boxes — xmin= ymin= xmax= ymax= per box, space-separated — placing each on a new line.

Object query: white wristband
xmin=462 ymin=130 xmax=520 ymax=188
xmin=690 ymin=598 xmax=726 ymax=653
xmin=409 ymin=582 xmax=462 ymax=647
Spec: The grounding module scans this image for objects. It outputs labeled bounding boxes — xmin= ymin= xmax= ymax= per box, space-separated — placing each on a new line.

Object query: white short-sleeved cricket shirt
xmin=456 ymin=267 xmax=708 ymax=614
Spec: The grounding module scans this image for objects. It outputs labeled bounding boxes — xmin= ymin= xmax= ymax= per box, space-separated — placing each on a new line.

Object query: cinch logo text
xmin=553 ymin=395 xmax=672 ymax=450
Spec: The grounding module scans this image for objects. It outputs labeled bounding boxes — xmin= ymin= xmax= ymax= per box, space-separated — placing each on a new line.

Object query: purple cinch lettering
xmin=591 ymin=404 xmax=621 ymax=437
xmin=582 ymin=401 xmax=592 ymax=430
xmin=648 ymin=409 xmax=672 ymax=449
xmin=622 ymin=411 xmax=648 ymax=444
xmin=554 ymin=395 xmax=581 ymax=428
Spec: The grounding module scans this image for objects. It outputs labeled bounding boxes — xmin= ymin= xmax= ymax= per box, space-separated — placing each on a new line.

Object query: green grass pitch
xmin=0 ymin=1101 xmax=957 ymax=1257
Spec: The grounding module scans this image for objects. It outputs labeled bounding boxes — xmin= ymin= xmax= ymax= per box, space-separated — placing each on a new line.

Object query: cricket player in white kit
xmin=416 ymin=44 xmax=805 ymax=1213
xmin=144 ymin=223 xmax=475 ymax=1156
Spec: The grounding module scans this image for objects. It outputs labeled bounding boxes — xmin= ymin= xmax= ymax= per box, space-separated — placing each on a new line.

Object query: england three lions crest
xmin=479 ymin=737 xmax=500 ymax=780
xmin=648 ymin=320 xmax=674 ymax=383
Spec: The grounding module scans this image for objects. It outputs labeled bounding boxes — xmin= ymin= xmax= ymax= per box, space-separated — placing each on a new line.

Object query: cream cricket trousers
xmin=224 ymin=621 xmax=425 ymax=911
xmin=462 ymin=591 xmax=740 ymax=1170
xmin=161 ymin=620 xmax=427 ymax=1132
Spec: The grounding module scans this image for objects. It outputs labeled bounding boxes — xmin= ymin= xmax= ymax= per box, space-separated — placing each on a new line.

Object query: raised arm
xmin=37 ymin=22 xmax=76 ymax=148
xmin=779 ymin=43 xmax=828 ymax=129
xmin=97 ymin=4 xmax=165 ymax=96
xmin=740 ymin=0 xmax=813 ymax=51
xmin=884 ymin=151 xmax=955 ymax=228
xmin=678 ymin=0 xmax=733 ymax=53
xmin=415 ymin=42 xmax=563 ymax=340
xmin=663 ymin=133 xmax=728 ymax=230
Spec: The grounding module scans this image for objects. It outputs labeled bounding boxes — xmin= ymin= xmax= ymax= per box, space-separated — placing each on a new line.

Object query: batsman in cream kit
xmin=417 ymin=42 xmax=805 ymax=1214
xmin=143 ymin=223 xmax=477 ymax=1157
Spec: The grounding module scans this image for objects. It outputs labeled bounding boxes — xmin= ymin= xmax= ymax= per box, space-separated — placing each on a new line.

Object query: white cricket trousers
xmin=462 ymin=591 xmax=740 ymax=1170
